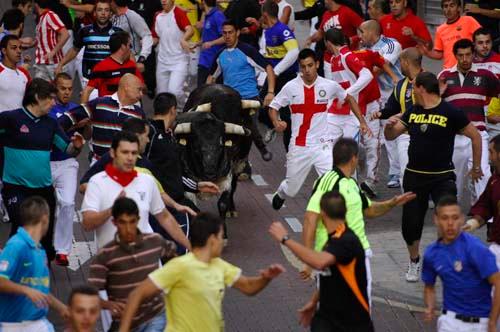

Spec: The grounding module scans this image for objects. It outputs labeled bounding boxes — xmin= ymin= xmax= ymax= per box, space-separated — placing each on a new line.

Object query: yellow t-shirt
xmin=149 ymin=253 xmax=242 ymax=332
xmin=488 ymin=97 xmax=500 ymax=117
xmin=175 ymin=0 xmax=201 ymax=43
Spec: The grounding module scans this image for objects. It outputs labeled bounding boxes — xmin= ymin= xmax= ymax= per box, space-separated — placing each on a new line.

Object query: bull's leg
xmin=217 ymin=191 xmax=230 ymax=240
xmin=228 ymin=173 xmax=238 ymax=218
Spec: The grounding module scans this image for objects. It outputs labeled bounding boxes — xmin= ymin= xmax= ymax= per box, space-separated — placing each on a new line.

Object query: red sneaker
xmin=55 ymin=254 xmax=69 ymax=267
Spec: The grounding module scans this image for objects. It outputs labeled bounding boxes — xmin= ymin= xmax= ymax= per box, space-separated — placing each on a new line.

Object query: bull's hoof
xmin=225 ymin=210 xmax=238 ymax=219
xmin=238 ymin=172 xmax=251 ymax=181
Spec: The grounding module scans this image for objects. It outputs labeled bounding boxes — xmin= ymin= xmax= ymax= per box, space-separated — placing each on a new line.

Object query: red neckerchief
xmin=105 ymin=163 xmax=137 ymax=187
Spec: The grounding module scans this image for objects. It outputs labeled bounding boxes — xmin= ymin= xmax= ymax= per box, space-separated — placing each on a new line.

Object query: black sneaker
xmin=272 ymin=192 xmax=285 ymax=210
xmin=360 ymin=182 xmax=377 ymax=199
xmin=260 ymin=148 xmax=273 ymax=161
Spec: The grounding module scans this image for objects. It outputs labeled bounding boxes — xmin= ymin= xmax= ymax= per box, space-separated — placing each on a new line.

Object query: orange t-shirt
xmin=434 ymin=15 xmax=481 ymax=69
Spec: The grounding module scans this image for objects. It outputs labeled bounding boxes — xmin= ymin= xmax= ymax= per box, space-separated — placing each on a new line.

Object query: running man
xmin=270 ymin=48 xmax=368 ymax=210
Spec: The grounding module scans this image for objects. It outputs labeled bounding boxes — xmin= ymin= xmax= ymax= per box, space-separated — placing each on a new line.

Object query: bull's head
xmin=175 ymin=112 xmax=250 ymax=181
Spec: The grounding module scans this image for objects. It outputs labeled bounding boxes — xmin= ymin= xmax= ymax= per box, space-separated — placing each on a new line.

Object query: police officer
xmin=385 ymin=71 xmax=483 ymax=282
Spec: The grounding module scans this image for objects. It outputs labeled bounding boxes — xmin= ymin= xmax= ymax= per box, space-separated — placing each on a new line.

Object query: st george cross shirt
xmin=270 ymin=75 xmax=346 ymax=147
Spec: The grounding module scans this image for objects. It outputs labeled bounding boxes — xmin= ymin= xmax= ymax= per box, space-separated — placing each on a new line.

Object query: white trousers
xmin=396 ymin=133 xmax=410 ymax=180
xmin=381 ymin=119 xmax=401 ymax=177
xmin=453 ymin=131 xmax=491 ymax=205
xmin=328 ymin=113 xmax=360 ymax=145
xmin=361 ymin=101 xmax=381 ymax=185
xmin=51 ymin=158 xmax=79 ymax=255
xmin=156 ymin=62 xmax=188 ymax=104
xmin=437 ymin=312 xmax=488 ymax=332
xmin=278 ymin=142 xmax=333 ymax=198
xmin=0 ymin=319 xmax=54 ymax=332
xmin=62 ymin=31 xmax=77 ymax=78
xmin=365 ymin=248 xmax=372 ymax=309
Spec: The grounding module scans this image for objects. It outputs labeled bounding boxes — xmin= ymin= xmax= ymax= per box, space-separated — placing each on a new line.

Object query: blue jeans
xmin=132 ymin=312 xmax=166 ymax=332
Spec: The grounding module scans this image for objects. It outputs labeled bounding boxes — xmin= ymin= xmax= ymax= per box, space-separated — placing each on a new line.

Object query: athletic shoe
xmin=360 ymin=182 xmax=377 ymax=198
xmin=55 ymin=254 xmax=69 ymax=267
xmin=264 ymin=129 xmax=277 ymax=144
xmin=387 ymin=174 xmax=400 ymax=188
xmin=405 ymin=260 xmax=421 ymax=282
xmin=272 ymin=192 xmax=285 ymax=210
xmin=260 ymin=147 xmax=273 ymax=161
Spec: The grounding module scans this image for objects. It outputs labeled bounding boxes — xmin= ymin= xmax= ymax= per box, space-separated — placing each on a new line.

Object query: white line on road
xmin=252 ymin=174 xmax=268 ymax=186
xmin=284 ymin=217 xmax=302 ymax=232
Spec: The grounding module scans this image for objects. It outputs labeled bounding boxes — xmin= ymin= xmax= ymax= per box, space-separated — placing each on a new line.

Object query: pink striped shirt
xmin=35 ymin=10 xmax=65 ymax=65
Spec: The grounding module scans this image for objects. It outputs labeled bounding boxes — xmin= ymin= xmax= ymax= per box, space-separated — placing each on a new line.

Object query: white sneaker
xmin=405 ymin=260 xmax=421 ymax=282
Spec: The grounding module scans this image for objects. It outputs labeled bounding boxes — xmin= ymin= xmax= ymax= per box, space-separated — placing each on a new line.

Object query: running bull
xmin=174 ymin=84 xmax=260 ymax=234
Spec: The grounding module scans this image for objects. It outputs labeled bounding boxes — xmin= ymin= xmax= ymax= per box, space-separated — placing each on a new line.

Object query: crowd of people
xmin=0 ymin=0 xmax=499 ymax=331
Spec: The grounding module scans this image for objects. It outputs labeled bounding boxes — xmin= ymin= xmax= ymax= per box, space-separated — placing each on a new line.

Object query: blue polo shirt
xmin=49 ymin=101 xmax=79 ymax=162
xmin=422 ymin=232 xmax=498 ymax=317
xmin=198 ymin=7 xmax=225 ymax=69
xmin=0 ymin=228 xmax=50 ymax=322
xmin=0 ymin=107 xmax=70 ymax=188
xmin=210 ymin=42 xmax=270 ymax=99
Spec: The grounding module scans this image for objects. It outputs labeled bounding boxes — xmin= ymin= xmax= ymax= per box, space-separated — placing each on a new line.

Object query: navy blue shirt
xmin=0 ymin=228 xmax=50 ymax=322
xmin=0 ymin=107 xmax=70 ymax=188
xmin=422 ymin=232 xmax=498 ymax=317
xmin=74 ymin=23 xmax=123 ymax=79
xmin=199 ymin=8 xmax=225 ymax=69
xmin=49 ymin=101 xmax=79 ymax=162
xmin=58 ymin=94 xmax=145 ymax=158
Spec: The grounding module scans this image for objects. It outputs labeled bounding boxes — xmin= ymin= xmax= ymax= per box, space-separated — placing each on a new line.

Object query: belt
xmin=442 ymin=309 xmax=487 ymax=323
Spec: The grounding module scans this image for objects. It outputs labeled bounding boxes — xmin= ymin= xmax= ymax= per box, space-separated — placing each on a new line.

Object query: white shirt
xmin=270 ymin=75 xmax=347 ymax=147
xmin=0 ymin=63 xmax=29 ymax=112
xmin=278 ymin=0 xmax=295 ymax=30
xmin=369 ymin=35 xmax=403 ymax=102
xmin=81 ymin=171 xmax=165 ymax=248
xmin=152 ymin=6 xmax=190 ymax=68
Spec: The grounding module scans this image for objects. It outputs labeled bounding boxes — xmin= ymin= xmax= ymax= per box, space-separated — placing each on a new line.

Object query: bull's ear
xmin=179 ymin=138 xmax=187 ymax=146
xmin=224 ymin=140 xmax=233 ymax=147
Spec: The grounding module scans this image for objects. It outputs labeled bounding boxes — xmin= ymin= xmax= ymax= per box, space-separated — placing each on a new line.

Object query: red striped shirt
xmin=438 ymin=66 xmax=500 ymax=130
xmin=35 ymin=10 xmax=66 ymax=65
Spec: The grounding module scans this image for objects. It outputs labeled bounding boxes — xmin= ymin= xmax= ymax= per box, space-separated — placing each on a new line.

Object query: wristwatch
xmin=281 ymin=235 xmax=290 ymax=245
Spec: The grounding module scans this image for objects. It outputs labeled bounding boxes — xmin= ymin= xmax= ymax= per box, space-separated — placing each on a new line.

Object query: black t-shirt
xmin=318 ymin=225 xmax=372 ymax=328
xmin=400 ymin=100 xmax=470 ymax=174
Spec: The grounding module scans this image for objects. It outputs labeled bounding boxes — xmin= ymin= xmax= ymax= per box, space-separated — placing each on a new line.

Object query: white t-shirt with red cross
xmin=270 ymin=75 xmax=347 ymax=147
xmin=152 ymin=6 xmax=191 ymax=69
xmin=0 ymin=63 xmax=30 ymax=112
xmin=35 ymin=9 xmax=66 ymax=65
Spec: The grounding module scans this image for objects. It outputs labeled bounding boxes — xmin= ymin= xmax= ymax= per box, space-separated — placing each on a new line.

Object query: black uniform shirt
xmin=400 ymin=100 xmax=470 ymax=174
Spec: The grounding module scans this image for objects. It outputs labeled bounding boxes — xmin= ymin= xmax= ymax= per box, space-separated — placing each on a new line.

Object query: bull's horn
xmin=174 ymin=122 xmax=191 ymax=134
xmin=241 ymin=100 xmax=261 ymax=109
xmin=195 ymin=103 xmax=211 ymax=112
xmin=225 ymin=123 xmax=251 ymax=136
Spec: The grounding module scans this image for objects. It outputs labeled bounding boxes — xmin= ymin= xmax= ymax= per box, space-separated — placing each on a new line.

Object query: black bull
xmin=175 ymin=84 xmax=260 ymax=235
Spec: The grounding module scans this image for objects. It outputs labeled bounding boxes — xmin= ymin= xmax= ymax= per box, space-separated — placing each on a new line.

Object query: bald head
xmin=360 ymin=20 xmax=381 ymax=36
xmin=400 ymin=47 xmax=422 ymax=67
xmin=118 ymin=74 xmax=143 ymax=104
